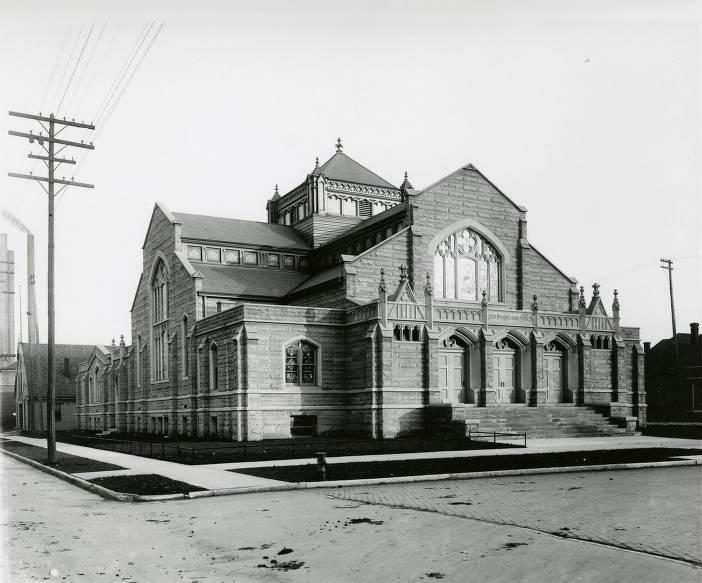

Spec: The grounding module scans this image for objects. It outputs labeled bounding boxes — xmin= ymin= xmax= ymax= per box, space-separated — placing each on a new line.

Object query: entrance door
xmin=439 ymin=351 xmax=465 ymax=404
xmin=492 ymin=349 xmax=516 ymax=403
xmin=544 ymin=352 xmax=564 ymax=403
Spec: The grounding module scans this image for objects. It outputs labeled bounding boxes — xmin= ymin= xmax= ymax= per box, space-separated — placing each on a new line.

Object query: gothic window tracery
xmin=433 ymin=228 xmax=501 ymax=302
xmin=285 ymin=340 xmax=318 ymax=385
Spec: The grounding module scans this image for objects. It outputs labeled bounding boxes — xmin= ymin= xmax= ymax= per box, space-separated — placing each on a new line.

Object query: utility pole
xmin=660 ymin=258 xmax=678 ymax=365
xmin=8 ymin=111 xmax=94 ymax=464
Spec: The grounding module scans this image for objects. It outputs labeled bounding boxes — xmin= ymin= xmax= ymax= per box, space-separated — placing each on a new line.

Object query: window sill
xmin=151 ymin=380 xmax=170 ymax=385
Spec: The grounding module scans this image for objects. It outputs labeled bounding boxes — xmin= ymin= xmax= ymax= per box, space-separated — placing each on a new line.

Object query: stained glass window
xmin=433 ymin=228 xmax=501 ymax=302
xmin=285 ymin=340 xmax=318 ymax=385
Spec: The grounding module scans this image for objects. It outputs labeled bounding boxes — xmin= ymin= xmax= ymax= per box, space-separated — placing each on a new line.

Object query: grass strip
xmin=231 ymin=448 xmax=702 ymax=482
xmin=0 ymin=440 xmax=124 ymax=473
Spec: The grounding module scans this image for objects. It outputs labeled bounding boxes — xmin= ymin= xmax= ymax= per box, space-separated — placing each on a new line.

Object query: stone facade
xmin=76 ymin=144 xmax=646 ymax=439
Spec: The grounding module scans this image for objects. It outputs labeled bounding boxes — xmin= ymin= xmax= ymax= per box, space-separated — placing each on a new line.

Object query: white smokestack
xmin=2 ymin=210 xmax=39 ymax=343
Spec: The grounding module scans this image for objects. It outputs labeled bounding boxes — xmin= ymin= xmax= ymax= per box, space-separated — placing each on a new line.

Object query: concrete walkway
xmin=2 ymin=433 xmax=700 ymax=491
xmin=2 ymin=434 xmax=286 ymax=490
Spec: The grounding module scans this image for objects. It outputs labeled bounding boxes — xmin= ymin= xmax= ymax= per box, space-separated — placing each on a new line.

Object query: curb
xmin=3 ymin=446 xmax=698 ymax=502
xmin=0 ymin=448 xmax=136 ymax=502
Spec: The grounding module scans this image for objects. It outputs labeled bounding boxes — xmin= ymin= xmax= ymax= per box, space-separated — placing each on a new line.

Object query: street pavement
xmin=2 ymin=454 xmax=701 ymax=583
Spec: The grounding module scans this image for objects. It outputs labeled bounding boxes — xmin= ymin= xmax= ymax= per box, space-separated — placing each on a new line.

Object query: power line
xmin=74 ymin=23 xmax=120 ymax=114
xmin=57 ymin=23 xmax=95 ymax=112
xmin=64 ymin=23 xmax=106 ymax=113
xmin=98 ymin=22 xmax=165 ymax=133
xmin=38 ymin=27 xmax=72 ymax=111
xmin=51 ymin=26 xmax=83 ymax=108
xmin=65 ymin=22 xmax=164 ymax=194
xmin=93 ymin=22 xmax=153 ymax=126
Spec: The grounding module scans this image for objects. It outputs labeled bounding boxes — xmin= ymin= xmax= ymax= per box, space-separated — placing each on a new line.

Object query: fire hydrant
xmin=316 ymin=451 xmax=327 ymax=480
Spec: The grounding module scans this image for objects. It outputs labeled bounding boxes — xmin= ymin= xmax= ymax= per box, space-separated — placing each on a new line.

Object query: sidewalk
xmin=3 ymin=433 xmax=700 ymax=489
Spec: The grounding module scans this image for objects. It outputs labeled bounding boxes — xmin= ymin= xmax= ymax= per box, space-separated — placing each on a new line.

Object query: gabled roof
xmin=196 ymin=264 xmax=310 ymax=299
xmin=173 ymin=212 xmax=310 ymax=250
xmin=18 ymin=343 xmax=95 ymax=400
xmin=318 ymin=151 xmax=397 ymax=189
xmin=419 ymin=163 xmax=526 ymax=214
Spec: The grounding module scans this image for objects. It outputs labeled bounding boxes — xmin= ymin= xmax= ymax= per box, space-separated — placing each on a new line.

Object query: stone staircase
xmin=427 ymin=404 xmax=638 ymax=439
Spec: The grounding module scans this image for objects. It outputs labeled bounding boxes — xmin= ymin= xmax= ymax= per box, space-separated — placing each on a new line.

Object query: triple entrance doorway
xmin=438 ymin=335 xmax=567 ymax=405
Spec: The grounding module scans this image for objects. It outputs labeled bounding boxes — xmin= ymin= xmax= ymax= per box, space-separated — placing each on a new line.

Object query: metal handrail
xmin=467 ymin=428 xmax=527 ymax=447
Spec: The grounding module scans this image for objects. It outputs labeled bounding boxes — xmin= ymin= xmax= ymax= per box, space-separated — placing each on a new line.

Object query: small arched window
xmin=285 ymin=340 xmax=318 ymax=385
xmin=209 ymin=343 xmax=218 ymax=390
xmin=394 ymin=325 xmax=402 ymax=340
xmin=182 ymin=315 xmax=189 ymax=378
xmin=433 ymin=228 xmax=501 ymax=302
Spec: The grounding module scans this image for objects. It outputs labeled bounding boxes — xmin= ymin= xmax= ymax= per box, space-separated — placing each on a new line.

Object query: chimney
xmin=691 ymin=323 xmax=699 ymax=358
xmin=643 ymin=341 xmax=651 ymax=354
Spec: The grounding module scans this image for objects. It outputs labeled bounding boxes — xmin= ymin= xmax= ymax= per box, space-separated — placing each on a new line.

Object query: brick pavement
xmin=328 ymin=466 xmax=702 ymax=566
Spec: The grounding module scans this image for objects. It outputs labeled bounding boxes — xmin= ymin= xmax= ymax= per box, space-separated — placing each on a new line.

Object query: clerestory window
xmin=433 ymin=228 xmax=501 ymax=302
xmin=285 ymin=340 xmax=318 ymax=385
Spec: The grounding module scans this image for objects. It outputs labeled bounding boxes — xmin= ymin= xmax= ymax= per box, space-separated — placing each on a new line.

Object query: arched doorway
xmin=438 ymin=335 xmax=469 ymax=404
xmin=543 ymin=341 xmax=567 ymax=403
xmin=493 ymin=338 xmax=520 ymax=403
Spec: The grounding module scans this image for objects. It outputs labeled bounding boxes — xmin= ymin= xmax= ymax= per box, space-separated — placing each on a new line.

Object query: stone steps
xmin=427 ymin=404 xmax=637 ymax=439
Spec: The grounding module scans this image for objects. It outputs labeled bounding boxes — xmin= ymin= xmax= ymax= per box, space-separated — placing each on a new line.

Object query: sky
xmin=0 ymin=0 xmax=700 ymax=347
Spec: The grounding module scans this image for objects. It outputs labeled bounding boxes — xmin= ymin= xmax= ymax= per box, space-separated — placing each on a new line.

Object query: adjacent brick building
xmin=76 ymin=141 xmax=646 ymax=439
xmin=15 ymin=343 xmax=94 ymax=432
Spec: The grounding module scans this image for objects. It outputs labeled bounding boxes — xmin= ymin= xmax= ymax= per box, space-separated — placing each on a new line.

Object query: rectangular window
xmin=187 ymin=245 xmax=202 ymax=261
xmin=206 ymin=247 xmax=221 ymax=263
xmin=223 ymin=249 xmax=240 ymax=264
xmin=267 ymin=254 xmax=280 ymax=268
xmin=283 ymin=255 xmax=295 ymax=269
xmin=243 ymin=251 xmax=258 ymax=265
xmin=327 ymin=195 xmax=341 ymax=215
xmin=298 ymin=202 xmax=306 ymax=220
xmin=342 ymin=198 xmax=356 ymax=216
xmin=290 ymin=415 xmax=318 ymax=437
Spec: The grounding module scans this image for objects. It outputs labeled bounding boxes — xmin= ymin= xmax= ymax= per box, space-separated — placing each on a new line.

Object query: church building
xmin=76 ymin=140 xmax=646 ymax=439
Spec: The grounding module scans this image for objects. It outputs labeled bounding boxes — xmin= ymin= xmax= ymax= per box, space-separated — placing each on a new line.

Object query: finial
xmin=400 ymin=171 xmax=414 ymax=190
xmin=424 ymin=272 xmax=433 ymax=296
xmin=531 ymin=294 xmax=538 ymax=312
xmin=578 ymin=285 xmax=586 ymax=308
xmin=378 ymin=268 xmax=386 ymax=293
xmin=399 ymin=264 xmax=408 ymax=281
xmin=336 ymin=137 xmax=343 ymax=152
xmin=612 ymin=289 xmax=620 ymax=311
xmin=274 ymin=184 xmax=279 ymax=196
xmin=111 ymin=338 xmax=116 ymax=347
xmin=314 ymin=156 xmax=319 ymax=169
xmin=120 ymin=334 xmax=125 ymax=346
xmin=404 ymin=170 xmax=408 ymax=181
xmin=592 ymin=282 xmax=600 ymax=297
xmin=481 ymin=289 xmax=488 ymax=307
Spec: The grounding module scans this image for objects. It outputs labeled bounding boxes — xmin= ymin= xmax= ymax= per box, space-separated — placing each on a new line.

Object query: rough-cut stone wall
xmin=521 ymin=247 xmax=574 ymax=313
xmin=410 ymin=167 xmax=573 ymax=312
xmin=349 ymin=229 xmax=411 ymax=299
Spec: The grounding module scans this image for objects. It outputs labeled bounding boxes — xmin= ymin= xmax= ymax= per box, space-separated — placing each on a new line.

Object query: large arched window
xmin=285 ymin=340 xmax=318 ymax=385
xmin=151 ymin=260 xmax=169 ymax=381
xmin=433 ymin=228 xmax=500 ymax=302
